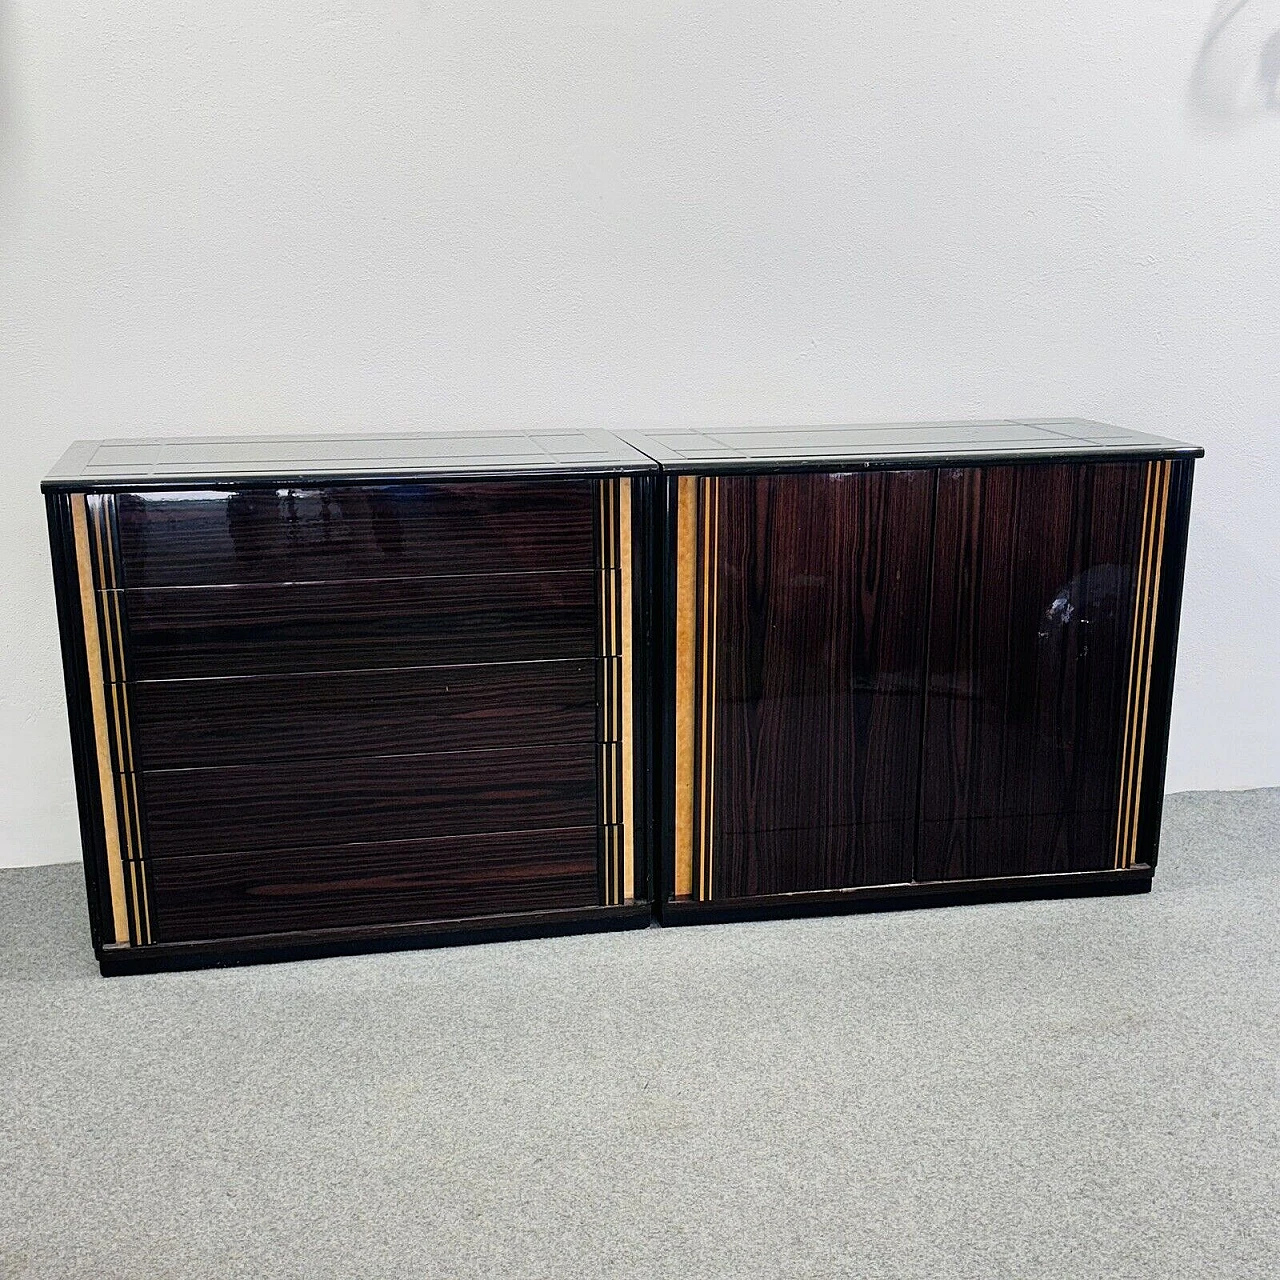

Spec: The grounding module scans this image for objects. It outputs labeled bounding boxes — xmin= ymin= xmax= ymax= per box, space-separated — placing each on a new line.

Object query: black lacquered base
xmin=657 ymin=865 xmax=1153 ymax=927
xmin=97 ymin=902 xmax=652 ymax=976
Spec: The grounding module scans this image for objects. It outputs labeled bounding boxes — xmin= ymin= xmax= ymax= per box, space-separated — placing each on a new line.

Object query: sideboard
xmin=44 ymin=431 xmax=656 ymax=973
xmin=623 ymin=420 xmax=1201 ymax=925
xmin=45 ymin=419 xmax=1201 ymax=971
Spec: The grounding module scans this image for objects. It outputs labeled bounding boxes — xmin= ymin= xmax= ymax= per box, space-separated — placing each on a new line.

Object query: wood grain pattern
xmin=918 ymin=461 xmax=1149 ymax=881
xmin=115 ymin=482 xmax=596 ymax=587
xmin=674 ymin=470 xmax=934 ymax=899
xmin=147 ymin=828 xmax=601 ymax=941
xmin=121 ymin=571 xmax=600 ymax=679
xmin=129 ymin=660 xmax=599 ymax=770
xmin=140 ymin=744 xmax=598 ymax=858
xmin=673 ymin=476 xmax=697 ymax=898
xmin=709 ymin=823 xmax=917 ymax=897
xmin=695 ymin=476 xmax=720 ymax=900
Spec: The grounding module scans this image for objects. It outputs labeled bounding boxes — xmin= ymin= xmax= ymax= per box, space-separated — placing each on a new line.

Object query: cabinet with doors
xmin=625 ymin=420 xmax=1200 ymax=923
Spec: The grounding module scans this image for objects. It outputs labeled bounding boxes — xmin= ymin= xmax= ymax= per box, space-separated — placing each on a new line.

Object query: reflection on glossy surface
xmin=706 ymin=469 xmax=934 ymax=893
xmin=116 ymin=481 xmax=596 ymax=587
xmin=921 ymin=463 xmax=1149 ymax=880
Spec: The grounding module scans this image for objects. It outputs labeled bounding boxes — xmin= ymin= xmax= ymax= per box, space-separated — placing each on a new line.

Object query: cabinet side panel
xmin=68 ymin=495 xmax=132 ymax=943
xmin=919 ymin=462 xmax=1149 ymax=880
xmin=45 ymin=493 xmax=111 ymax=948
xmin=1133 ymin=459 xmax=1196 ymax=868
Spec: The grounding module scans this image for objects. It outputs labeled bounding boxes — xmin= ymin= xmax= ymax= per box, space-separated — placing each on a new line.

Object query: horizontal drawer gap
xmin=141 ymin=740 xmax=605 ymax=776
xmin=126 ymin=656 xmax=605 ymax=685
xmin=143 ymin=824 xmax=601 ymax=861
xmin=102 ymin=568 xmax=606 ymax=593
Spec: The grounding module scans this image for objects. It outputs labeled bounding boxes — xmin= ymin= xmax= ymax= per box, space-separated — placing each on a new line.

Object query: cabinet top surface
xmin=43 ymin=428 xmax=658 ymax=489
xmin=620 ymin=419 xmax=1202 ymax=470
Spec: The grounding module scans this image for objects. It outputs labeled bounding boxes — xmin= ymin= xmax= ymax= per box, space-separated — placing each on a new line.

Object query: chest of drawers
xmin=44 ymin=431 xmax=655 ymax=973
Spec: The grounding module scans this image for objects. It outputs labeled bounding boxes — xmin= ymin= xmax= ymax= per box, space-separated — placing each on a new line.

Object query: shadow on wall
xmin=1189 ymin=1 xmax=1280 ymax=125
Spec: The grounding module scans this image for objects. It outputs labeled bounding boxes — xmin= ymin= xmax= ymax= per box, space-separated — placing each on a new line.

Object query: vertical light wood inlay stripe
xmin=1115 ymin=462 xmax=1154 ymax=868
xmin=674 ymin=477 xmax=697 ymax=898
xmin=618 ymin=478 xmax=636 ymax=902
xmin=71 ymin=495 xmax=129 ymax=945
xmin=1126 ymin=460 xmax=1172 ymax=867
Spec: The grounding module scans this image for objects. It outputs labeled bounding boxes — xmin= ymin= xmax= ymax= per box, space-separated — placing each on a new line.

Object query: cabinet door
xmin=671 ymin=469 xmax=933 ymax=900
xmin=919 ymin=460 xmax=1167 ymax=880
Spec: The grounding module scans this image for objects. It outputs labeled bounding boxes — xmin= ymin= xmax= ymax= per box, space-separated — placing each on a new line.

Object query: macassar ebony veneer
xmin=44 ymin=431 xmax=656 ymax=973
xmin=623 ymin=420 xmax=1201 ymax=925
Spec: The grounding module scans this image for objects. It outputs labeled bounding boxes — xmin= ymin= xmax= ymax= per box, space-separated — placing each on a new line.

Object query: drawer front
xmin=146 ymin=829 xmax=601 ymax=942
xmin=115 ymin=482 xmax=596 ymax=587
xmin=129 ymin=660 xmax=598 ymax=769
xmin=140 ymin=744 xmax=598 ymax=858
xmin=121 ymin=572 xmax=599 ymax=678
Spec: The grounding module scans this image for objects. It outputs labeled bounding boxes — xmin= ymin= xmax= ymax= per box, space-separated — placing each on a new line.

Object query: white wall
xmin=1 ymin=2 xmax=1276 ymax=867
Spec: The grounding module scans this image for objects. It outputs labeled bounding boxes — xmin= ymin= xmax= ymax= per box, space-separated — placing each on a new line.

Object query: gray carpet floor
xmin=1 ymin=789 xmax=1277 ymax=1279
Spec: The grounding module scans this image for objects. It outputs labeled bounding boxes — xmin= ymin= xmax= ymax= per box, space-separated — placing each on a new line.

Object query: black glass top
xmin=44 ymin=428 xmax=658 ymax=489
xmin=44 ymin=420 xmax=1201 ymax=490
xmin=619 ymin=419 xmax=1202 ymax=471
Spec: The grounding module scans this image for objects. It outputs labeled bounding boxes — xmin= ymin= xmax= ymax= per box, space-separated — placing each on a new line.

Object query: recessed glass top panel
xmin=620 ymin=419 xmax=1202 ymax=470
xmin=44 ymin=429 xmax=656 ymax=488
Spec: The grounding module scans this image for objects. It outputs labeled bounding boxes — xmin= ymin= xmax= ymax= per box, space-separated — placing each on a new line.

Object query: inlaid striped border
xmin=673 ymin=476 xmax=719 ymax=902
xmin=71 ymin=493 xmax=151 ymax=945
xmin=598 ymin=478 xmax=635 ymax=905
xmin=1114 ymin=459 xmax=1172 ymax=870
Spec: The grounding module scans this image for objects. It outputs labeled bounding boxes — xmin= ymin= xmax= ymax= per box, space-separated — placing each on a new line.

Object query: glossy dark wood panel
xmin=115 ymin=482 xmax=596 ymax=587
xmin=140 ymin=744 xmax=598 ymax=858
xmin=711 ymin=823 xmax=916 ymax=897
xmin=121 ymin=572 xmax=600 ymax=679
xmin=918 ymin=462 xmax=1148 ymax=880
xmin=709 ymin=470 xmax=933 ymax=896
xmin=129 ymin=659 xmax=599 ymax=769
xmin=148 ymin=828 xmax=601 ymax=941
